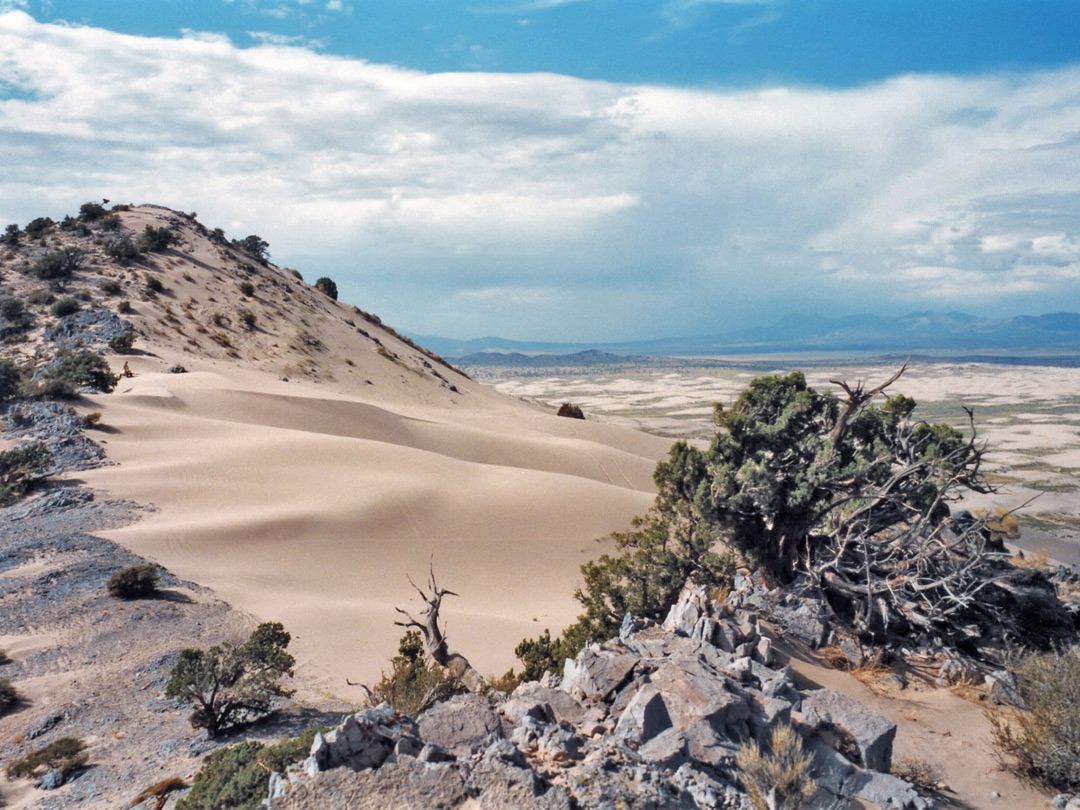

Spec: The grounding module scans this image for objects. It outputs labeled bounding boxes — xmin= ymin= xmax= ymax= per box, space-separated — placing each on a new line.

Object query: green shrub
xmin=178 ymin=727 xmax=325 ymax=810
xmin=736 ymin=724 xmax=817 ymax=810
xmin=2 ymin=223 xmax=19 ymax=244
xmin=166 ymin=622 xmax=295 ymax=738
xmin=0 ymin=358 xmax=21 ymax=401
xmin=42 ymin=351 xmax=118 ymax=395
xmin=27 ymin=289 xmax=56 ymax=306
xmin=30 ymin=247 xmax=83 ymax=280
xmin=144 ymin=273 xmax=164 ymax=294
xmin=0 ymin=296 xmax=26 ymax=321
xmin=239 ymin=310 xmax=256 ymax=329
xmin=0 ymin=679 xmax=17 ymax=715
xmin=107 ymin=564 xmax=160 ymax=599
xmin=238 ymin=281 xmax=255 ymax=297
xmin=290 ymin=269 xmax=303 ymax=281
xmin=24 ymin=217 xmax=55 ymax=239
xmin=137 ymin=225 xmax=175 ymax=253
xmin=5 ymin=737 xmax=87 ymax=780
xmin=232 ymin=235 xmax=269 ymax=263
xmin=372 ymin=630 xmax=462 ymax=716
xmin=100 ymin=279 xmax=123 ymax=296
xmin=108 ymin=331 xmax=136 ymax=354
xmin=98 ymin=213 xmax=121 ymax=231
xmin=0 ymin=444 xmax=52 ymax=504
xmin=50 ymin=296 xmax=81 ymax=317
xmin=989 ymin=645 xmax=1080 ymax=792
xmin=79 ymin=202 xmax=107 ymax=221
xmin=104 ymin=236 xmax=140 ymax=264
xmin=314 ymin=277 xmax=338 ymax=300
xmin=117 ymin=300 xmax=132 ymax=314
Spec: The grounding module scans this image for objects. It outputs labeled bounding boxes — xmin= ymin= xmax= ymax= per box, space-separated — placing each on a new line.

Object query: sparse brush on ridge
xmin=372 ymin=630 xmax=463 ymax=716
xmin=176 ymin=727 xmax=326 ymax=810
xmin=735 ymin=724 xmax=817 ymax=810
xmin=0 ymin=678 xmax=18 ymax=715
xmin=107 ymin=564 xmax=160 ymax=600
xmin=0 ymin=357 xmax=22 ymax=401
xmin=137 ymin=225 xmax=175 ymax=253
xmin=50 ymin=296 xmax=81 ymax=317
xmin=314 ymin=276 xmax=337 ymax=300
xmin=988 ymin=645 xmax=1080 ymax=793
xmin=5 ymin=737 xmax=88 ymax=780
xmin=165 ymin=622 xmax=295 ymax=738
xmin=29 ymin=247 xmax=83 ymax=280
xmin=39 ymin=351 xmax=119 ymax=397
xmin=0 ymin=443 xmax=52 ymax=505
xmin=109 ymin=330 xmax=137 ymax=354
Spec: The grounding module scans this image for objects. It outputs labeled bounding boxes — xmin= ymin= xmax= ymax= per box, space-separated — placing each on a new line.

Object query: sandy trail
xmin=80 ymin=361 xmax=669 ymax=690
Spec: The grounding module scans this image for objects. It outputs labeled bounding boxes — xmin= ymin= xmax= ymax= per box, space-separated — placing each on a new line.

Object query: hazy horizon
xmin=1 ymin=2 xmax=1078 ymax=342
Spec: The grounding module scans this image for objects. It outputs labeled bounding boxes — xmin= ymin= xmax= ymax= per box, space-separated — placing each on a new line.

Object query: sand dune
xmin=82 ymin=358 xmax=669 ymax=690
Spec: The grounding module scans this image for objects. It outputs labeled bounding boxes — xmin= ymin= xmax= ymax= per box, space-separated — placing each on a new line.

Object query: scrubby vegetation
xmin=30 ymin=247 xmax=84 ymax=280
xmin=177 ymin=726 xmax=324 ymax=810
xmin=24 ymin=216 xmax=55 ymax=239
xmin=373 ymin=630 xmax=462 ymax=716
xmin=166 ymin=622 xmax=295 ymax=738
xmin=5 ymin=737 xmax=88 ymax=780
xmin=0 ymin=444 xmax=52 ymax=504
xmin=137 ymin=225 xmax=175 ymax=253
xmin=239 ymin=310 xmax=256 ymax=329
xmin=557 ymin=402 xmax=585 ymax=419
xmin=0 ymin=678 xmax=18 ymax=715
xmin=108 ymin=330 xmax=137 ymax=354
xmin=0 ymin=358 xmax=22 ymax=401
xmin=232 ymin=235 xmax=269 ymax=264
xmin=50 ymin=296 xmax=81 ymax=317
xmin=104 ymin=236 xmax=140 ymax=263
xmin=736 ymin=724 xmax=817 ymax=810
xmin=107 ymin=564 xmax=160 ymax=599
xmin=314 ymin=276 xmax=338 ymax=300
xmin=79 ymin=201 xmax=107 ymax=221
xmin=989 ymin=645 xmax=1080 ymax=792
xmin=27 ymin=288 xmax=56 ymax=306
xmin=40 ymin=351 xmax=118 ymax=396
xmin=514 ymin=367 xmax=1055 ymax=679
xmin=238 ymin=281 xmax=255 ymax=297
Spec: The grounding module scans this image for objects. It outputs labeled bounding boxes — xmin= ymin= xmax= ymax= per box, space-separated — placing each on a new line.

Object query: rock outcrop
xmin=265 ymin=587 xmax=932 ymax=810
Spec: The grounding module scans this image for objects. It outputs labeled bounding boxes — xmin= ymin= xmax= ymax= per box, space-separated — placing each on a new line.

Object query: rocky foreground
xmin=265 ymin=587 xmax=930 ymax=810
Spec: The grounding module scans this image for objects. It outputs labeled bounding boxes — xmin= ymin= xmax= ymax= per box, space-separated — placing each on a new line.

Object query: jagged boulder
xmin=417 ymin=693 xmax=506 ymax=758
xmin=799 ymin=689 xmax=896 ymax=772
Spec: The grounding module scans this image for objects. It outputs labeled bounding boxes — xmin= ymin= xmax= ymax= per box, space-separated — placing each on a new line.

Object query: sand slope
xmin=82 ymin=360 xmax=668 ymax=689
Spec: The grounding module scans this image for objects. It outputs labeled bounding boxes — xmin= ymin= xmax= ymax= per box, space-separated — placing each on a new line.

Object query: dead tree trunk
xmin=394 ymin=564 xmax=488 ymax=694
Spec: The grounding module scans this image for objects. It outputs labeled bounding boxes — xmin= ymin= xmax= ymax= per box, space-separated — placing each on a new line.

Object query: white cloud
xmin=0 ymin=10 xmax=1078 ymax=339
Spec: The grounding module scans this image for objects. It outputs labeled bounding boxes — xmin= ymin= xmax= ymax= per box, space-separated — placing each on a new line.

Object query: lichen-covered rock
xmin=417 ymin=693 xmax=505 ymax=757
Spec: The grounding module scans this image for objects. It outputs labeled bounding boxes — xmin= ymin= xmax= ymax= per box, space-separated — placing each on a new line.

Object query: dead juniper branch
xmin=394 ymin=563 xmax=488 ymax=694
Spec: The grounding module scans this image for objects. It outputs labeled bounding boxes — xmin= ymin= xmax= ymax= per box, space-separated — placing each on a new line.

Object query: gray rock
xmin=38 ymin=768 xmax=66 ymax=790
xmin=417 ymin=743 xmax=455 ymax=763
xmin=1051 ymin=795 xmax=1070 ymax=810
xmin=638 ymin=728 xmax=689 ymax=770
xmin=505 ymin=683 xmax=584 ymax=726
xmin=318 ymin=703 xmax=419 ymax=771
xmin=802 ymin=689 xmax=896 ymax=772
xmin=614 ymin=684 xmax=672 ymax=745
xmin=561 ymin=646 xmax=637 ymax=701
xmin=844 ymin=770 xmax=926 ymax=809
xmin=986 ymin=669 xmax=1026 ymax=708
xmin=418 ymin=693 xmax=504 ymax=758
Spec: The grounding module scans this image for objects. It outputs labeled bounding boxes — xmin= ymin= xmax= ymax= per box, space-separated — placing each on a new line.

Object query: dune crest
xmin=74 ymin=206 xmax=671 ymax=688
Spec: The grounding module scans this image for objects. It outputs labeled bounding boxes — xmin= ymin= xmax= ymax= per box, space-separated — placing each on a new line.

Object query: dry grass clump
xmin=129 ymin=776 xmax=188 ymax=809
xmin=1011 ymin=548 xmax=1050 ymax=570
xmin=735 ymin=724 xmax=817 ymax=810
xmin=988 ymin=645 xmax=1080 ymax=793
xmin=372 ymin=630 xmax=462 ymax=716
xmin=893 ymin=756 xmax=946 ymax=794
xmin=6 ymin=737 xmax=88 ymax=780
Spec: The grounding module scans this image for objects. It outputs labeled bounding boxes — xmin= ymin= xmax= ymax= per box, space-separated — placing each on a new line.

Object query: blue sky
xmin=1 ymin=1 xmax=1079 ymax=340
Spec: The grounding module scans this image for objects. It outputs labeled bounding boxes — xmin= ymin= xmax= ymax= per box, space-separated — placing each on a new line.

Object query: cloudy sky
xmin=1 ymin=1 xmax=1079 ymax=341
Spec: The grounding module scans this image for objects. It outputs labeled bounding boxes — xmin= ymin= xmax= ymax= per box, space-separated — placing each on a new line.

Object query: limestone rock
xmin=801 ymin=689 xmax=896 ymax=772
xmin=418 ymin=693 xmax=505 ymax=758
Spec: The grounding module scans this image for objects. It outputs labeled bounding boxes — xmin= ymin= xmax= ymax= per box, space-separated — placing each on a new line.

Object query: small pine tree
xmin=314 ymin=277 xmax=338 ymax=300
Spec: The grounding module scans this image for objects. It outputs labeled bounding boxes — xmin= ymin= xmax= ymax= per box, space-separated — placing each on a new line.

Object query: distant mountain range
xmin=413 ymin=311 xmax=1080 ymax=360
